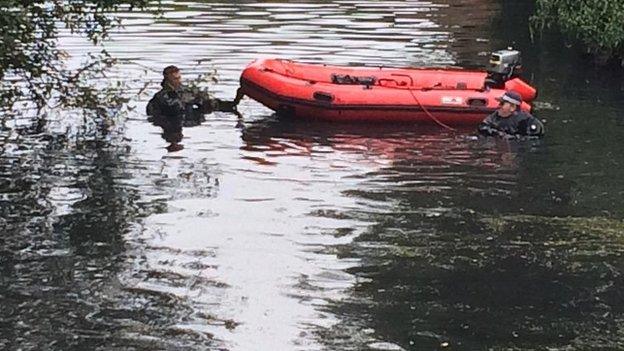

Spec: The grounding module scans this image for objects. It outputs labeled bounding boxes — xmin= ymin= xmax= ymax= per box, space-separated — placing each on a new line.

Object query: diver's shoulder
xmin=152 ymin=87 xmax=169 ymax=98
xmin=482 ymin=111 xmax=500 ymax=122
xmin=515 ymin=110 xmax=536 ymax=119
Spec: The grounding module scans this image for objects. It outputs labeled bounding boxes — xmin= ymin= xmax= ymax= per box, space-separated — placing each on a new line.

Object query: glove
xmin=217 ymin=100 xmax=238 ymax=112
xmin=478 ymin=123 xmax=500 ymax=137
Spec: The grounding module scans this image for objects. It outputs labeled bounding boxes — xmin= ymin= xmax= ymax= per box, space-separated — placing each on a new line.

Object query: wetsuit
xmin=478 ymin=110 xmax=544 ymax=138
xmin=146 ymin=82 xmax=238 ymax=121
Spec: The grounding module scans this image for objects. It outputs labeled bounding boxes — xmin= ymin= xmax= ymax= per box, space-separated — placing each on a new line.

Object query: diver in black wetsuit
xmin=478 ymin=91 xmax=544 ymax=138
xmin=146 ymin=65 xmax=243 ymax=121
xmin=146 ymin=65 xmax=244 ymax=151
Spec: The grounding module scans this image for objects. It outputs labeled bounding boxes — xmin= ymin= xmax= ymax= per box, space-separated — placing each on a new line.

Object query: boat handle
xmin=467 ymin=98 xmax=488 ymax=107
xmin=378 ymin=78 xmax=407 ymax=87
xmin=313 ymin=91 xmax=334 ymax=103
xmin=390 ymin=73 xmax=414 ymax=86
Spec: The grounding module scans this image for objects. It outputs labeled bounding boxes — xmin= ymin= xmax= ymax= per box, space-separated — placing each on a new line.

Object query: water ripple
xmin=7 ymin=1 xmax=623 ymax=351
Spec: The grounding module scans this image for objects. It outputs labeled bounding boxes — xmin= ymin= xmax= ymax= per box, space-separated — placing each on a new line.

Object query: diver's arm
xmin=233 ymin=88 xmax=244 ymax=105
xmin=477 ymin=114 xmax=503 ymax=137
xmin=213 ymin=99 xmax=238 ymax=112
xmin=202 ymin=89 xmax=245 ymax=113
xmin=146 ymin=96 xmax=159 ymax=116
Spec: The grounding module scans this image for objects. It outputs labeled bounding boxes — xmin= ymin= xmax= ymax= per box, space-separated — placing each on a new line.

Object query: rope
xmin=407 ymin=88 xmax=456 ymax=132
xmin=278 ymin=59 xmax=296 ymax=76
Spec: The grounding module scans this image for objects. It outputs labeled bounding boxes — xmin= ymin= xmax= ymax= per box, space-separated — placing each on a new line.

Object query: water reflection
xmin=239 ymin=115 xmax=531 ymax=190
xmin=323 ymin=212 xmax=624 ymax=350
xmin=149 ymin=115 xmax=190 ymax=152
xmin=149 ymin=110 xmax=244 ymax=152
xmin=0 ymin=132 xmax=168 ymax=349
xmin=237 ymin=115 xmax=623 ymax=350
xmin=238 ymin=114 xmax=577 ymax=219
xmin=3 ymin=0 xmax=624 ymax=350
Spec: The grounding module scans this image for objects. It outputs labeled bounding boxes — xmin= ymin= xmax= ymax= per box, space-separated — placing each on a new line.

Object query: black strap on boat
xmin=313 ymin=91 xmax=334 ymax=103
xmin=331 ymin=74 xmax=376 ymax=87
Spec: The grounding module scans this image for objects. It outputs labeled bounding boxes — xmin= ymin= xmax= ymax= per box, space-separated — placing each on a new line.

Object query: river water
xmin=2 ymin=1 xmax=624 ymax=350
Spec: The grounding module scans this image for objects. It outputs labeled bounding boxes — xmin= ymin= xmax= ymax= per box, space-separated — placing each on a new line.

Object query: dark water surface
xmin=2 ymin=1 xmax=624 ymax=350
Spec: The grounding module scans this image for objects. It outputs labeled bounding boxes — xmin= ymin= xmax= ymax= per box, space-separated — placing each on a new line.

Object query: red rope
xmin=407 ymin=88 xmax=456 ymax=131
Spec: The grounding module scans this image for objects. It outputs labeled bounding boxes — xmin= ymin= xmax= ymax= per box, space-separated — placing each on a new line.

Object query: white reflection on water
xmin=54 ymin=0 xmax=501 ymax=349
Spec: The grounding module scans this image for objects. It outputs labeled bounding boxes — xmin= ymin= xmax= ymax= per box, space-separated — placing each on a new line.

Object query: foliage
xmin=0 ymin=0 xmax=152 ymax=112
xmin=531 ymin=0 xmax=624 ymax=62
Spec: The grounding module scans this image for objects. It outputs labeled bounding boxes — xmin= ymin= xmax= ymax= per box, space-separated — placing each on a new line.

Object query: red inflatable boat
xmin=240 ymin=56 xmax=537 ymax=125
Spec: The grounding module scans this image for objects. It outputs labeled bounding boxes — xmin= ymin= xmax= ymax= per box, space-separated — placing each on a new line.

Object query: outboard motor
xmin=484 ymin=48 xmax=522 ymax=89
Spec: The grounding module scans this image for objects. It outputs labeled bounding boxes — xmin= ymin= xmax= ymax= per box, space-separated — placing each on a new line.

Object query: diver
xmin=478 ymin=91 xmax=544 ymax=138
xmin=147 ymin=65 xmax=244 ymax=151
xmin=146 ymin=65 xmax=244 ymax=122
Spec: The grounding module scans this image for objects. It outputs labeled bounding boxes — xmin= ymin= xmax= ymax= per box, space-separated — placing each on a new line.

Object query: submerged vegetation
xmin=531 ymin=0 xmax=624 ymax=64
xmin=0 ymin=1 xmax=152 ymax=113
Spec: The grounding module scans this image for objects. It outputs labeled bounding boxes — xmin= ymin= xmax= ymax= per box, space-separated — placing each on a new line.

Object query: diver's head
xmin=496 ymin=91 xmax=522 ymax=118
xmin=163 ymin=65 xmax=182 ymax=89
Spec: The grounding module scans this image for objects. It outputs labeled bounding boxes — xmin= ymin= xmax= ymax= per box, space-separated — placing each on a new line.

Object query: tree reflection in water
xmin=0 ymin=122 xmax=204 ymax=349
